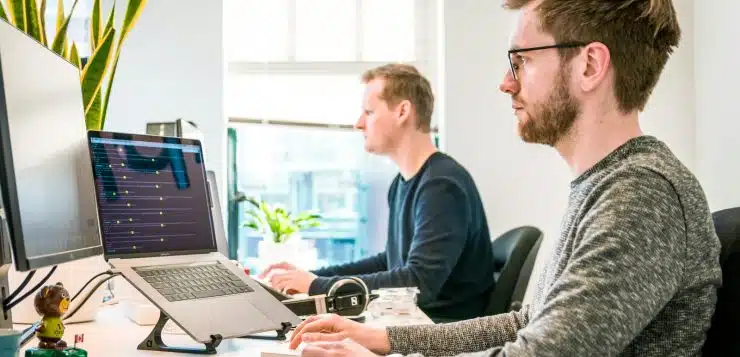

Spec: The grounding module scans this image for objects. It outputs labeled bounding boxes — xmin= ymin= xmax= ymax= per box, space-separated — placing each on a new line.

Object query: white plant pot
xmin=257 ymin=233 xmax=318 ymax=271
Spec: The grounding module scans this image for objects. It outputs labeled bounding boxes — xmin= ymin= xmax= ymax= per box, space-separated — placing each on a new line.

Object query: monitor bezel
xmin=86 ymin=130 xmax=217 ymax=261
xmin=0 ymin=20 xmax=104 ymax=272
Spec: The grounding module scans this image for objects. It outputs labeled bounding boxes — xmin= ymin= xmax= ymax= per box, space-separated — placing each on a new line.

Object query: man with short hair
xmin=260 ymin=63 xmax=496 ymax=322
xmin=287 ymin=1 xmax=723 ymax=356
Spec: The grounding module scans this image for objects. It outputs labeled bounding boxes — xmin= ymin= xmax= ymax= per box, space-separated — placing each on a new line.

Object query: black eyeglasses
xmin=507 ymin=42 xmax=587 ymax=81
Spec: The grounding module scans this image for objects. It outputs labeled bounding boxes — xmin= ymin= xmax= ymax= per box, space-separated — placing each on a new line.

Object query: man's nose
xmin=499 ymin=69 xmax=519 ymax=95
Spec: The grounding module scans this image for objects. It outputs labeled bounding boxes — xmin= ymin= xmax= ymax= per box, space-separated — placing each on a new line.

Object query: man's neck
xmin=555 ymin=107 xmax=642 ymax=177
xmin=389 ymin=132 xmax=438 ymax=180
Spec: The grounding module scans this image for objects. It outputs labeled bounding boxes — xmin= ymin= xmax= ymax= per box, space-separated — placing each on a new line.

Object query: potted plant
xmin=1 ymin=0 xmax=147 ymax=130
xmin=240 ymin=197 xmax=321 ymax=269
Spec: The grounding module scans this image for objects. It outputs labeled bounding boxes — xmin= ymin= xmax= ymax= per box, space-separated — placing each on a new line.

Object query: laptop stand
xmin=138 ymin=310 xmax=222 ymax=354
xmin=137 ymin=310 xmax=295 ymax=353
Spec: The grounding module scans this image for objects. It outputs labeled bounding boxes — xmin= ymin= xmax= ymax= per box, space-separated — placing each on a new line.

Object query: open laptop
xmin=86 ymin=130 xmax=301 ymax=344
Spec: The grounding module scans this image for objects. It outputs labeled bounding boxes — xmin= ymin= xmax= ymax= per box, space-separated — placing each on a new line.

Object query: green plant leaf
xmin=55 ymin=0 xmax=63 ymax=31
xmin=51 ymin=0 xmax=79 ymax=56
xmin=7 ymin=0 xmax=25 ymax=30
xmin=23 ymin=0 xmax=41 ymax=42
xmin=100 ymin=0 xmax=147 ymax=130
xmin=244 ymin=210 xmax=266 ymax=229
xmin=38 ymin=0 xmax=46 ymax=46
xmin=0 ymin=1 xmax=8 ymax=22
xmin=243 ymin=221 xmax=259 ymax=231
xmin=68 ymin=41 xmax=80 ymax=68
xmin=85 ymin=90 xmax=102 ymax=130
xmin=89 ymin=0 xmax=101 ymax=49
xmin=81 ymin=27 xmax=115 ymax=130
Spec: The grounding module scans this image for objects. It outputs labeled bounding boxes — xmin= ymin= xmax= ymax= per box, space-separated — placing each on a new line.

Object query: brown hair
xmin=361 ymin=63 xmax=434 ymax=133
xmin=504 ymin=0 xmax=681 ymax=112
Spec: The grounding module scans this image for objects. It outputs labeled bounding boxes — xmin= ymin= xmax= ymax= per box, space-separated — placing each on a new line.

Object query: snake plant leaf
xmin=55 ymin=0 xmax=63 ymax=31
xmin=38 ymin=0 xmax=46 ymax=46
xmin=81 ymin=27 xmax=115 ymax=130
xmin=51 ymin=0 xmax=79 ymax=56
xmin=0 ymin=1 xmax=9 ymax=23
xmin=100 ymin=0 xmax=147 ymax=130
xmin=7 ymin=0 xmax=25 ymax=30
xmin=102 ymin=3 xmax=114 ymax=44
xmin=68 ymin=41 xmax=80 ymax=68
xmin=89 ymin=0 xmax=101 ymax=49
xmin=23 ymin=0 xmax=42 ymax=43
xmin=85 ymin=91 xmax=102 ymax=130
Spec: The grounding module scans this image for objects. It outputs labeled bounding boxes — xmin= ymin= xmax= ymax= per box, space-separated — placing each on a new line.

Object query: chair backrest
xmin=485 ymin=226 xmax=543 ymax=316
xmin=703 ymin=207 xmax=740 ymax=356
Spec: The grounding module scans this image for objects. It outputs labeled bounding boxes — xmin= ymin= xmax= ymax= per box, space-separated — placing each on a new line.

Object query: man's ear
xmin=396 ymin=100 xmax=412 ymax=126
xmin=579 ymin=42 xmax=611 ymax=92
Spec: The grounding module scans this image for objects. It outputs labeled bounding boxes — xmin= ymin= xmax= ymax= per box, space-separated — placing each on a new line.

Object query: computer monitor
xmin=0 ymin=18 xmax=102 ymax=273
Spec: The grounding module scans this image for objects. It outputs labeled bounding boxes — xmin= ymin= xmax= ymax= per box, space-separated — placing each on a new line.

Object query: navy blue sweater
xmin=309 ymin=152 xmax=495 ymax=321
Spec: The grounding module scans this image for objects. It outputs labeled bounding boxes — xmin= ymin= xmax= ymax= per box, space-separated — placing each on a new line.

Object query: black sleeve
xmin=310 ymin=252 xmax=388 ymax=277
xmin=308 ymin=178 xmax=470 ymax=304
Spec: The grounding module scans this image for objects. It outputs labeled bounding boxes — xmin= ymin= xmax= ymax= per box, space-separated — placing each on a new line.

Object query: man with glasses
xmin=285 ymin=0 xmax=723 ymax=356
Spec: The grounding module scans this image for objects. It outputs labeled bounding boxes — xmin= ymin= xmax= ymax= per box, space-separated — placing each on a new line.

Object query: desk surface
xmin=17 ymin=304 xmax=433 ymax=356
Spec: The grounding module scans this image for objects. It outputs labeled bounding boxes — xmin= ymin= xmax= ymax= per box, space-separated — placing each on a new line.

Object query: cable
xmin=4 ymin=265 xmax=58 ymax=311
xmin=19 ymin=321 xmax=40 ymax=348
xmin=70 ymin=271 xmax=114 ymax=302
xmin=18 ymin=270 xmax=119 ymax=349
xmin=3 ymin=270 xmax=35 ymax=305
xmin=63 ymin=273 xmax=120 ymax=322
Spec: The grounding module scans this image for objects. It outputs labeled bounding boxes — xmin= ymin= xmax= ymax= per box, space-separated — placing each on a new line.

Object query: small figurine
xmin=24 ymin=282 xmax=87 ymax=357
xmin=33 ymin=282 xmax=70 ymax=350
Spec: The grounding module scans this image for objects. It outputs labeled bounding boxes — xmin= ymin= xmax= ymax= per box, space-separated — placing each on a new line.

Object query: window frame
xmin=225 ymin=0 xmax=439 ymax=126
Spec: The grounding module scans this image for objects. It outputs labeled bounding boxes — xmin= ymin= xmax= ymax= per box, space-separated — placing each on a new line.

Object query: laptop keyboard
xmin=134 ymin=262 xmax=254 ymax=302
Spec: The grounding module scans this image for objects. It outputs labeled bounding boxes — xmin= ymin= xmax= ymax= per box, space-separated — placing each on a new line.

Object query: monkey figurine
xmin=33 ymin=282 xmax=70 ymax=350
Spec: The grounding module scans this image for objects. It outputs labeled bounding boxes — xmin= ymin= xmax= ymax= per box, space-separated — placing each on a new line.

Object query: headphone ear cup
xmin=327 ymin=277 xmax=370 ymax=317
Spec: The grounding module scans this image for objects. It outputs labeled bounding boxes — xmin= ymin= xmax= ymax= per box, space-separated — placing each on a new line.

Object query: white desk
xmin=17 ymin=304 xmax=433 ymax=356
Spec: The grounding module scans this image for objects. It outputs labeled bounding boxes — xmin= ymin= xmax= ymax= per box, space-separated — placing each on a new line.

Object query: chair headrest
xmin=712 ymin=207 xmax=740 ymax=264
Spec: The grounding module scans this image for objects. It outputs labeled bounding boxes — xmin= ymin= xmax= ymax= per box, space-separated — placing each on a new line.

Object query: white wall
xmin=439 ymin=0 xmax=696 ymax=303
xmin=102 ymin=0 xmax=227 ymax=209
xmin=695 ymin=1 xmax=740 ymax=212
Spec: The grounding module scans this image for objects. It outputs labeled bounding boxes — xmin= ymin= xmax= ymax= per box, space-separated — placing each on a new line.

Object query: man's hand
xmin=268 ymin=269 xmax=317 ymax=294
xmin=258 ymin=261 xmax=298 ymax=279
xmin=289 ymin=314 xmax=391 ymax=355
xmin=302 ymin=339 xmax=380 ymax=357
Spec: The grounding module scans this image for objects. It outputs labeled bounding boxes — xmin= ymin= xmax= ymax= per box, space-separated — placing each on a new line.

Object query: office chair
xmin=703 ymin=207 xmax=740 ymax=356
xmin=485 ymin=226 xmax=543 ymax=316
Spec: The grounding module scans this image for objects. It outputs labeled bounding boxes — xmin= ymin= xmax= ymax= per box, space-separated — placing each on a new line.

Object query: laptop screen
xmin=87 ymin=131 xmax=215 ymax=258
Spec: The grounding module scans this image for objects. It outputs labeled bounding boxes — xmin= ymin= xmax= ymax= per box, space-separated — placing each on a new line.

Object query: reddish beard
xmin=518 ymin=66 xmax=581 ymax=146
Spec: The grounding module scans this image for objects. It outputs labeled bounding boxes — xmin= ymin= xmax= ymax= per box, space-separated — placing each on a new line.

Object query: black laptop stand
xmin=138 ymin=310 xmax=222 ymax=354
xmin=138 ymin=309 xmax=294 ymax=354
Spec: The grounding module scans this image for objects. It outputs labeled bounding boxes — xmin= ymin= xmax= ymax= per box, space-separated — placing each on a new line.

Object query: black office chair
xmin=703 ymin=207 xmax=740 ymax=356
xmin=485 ymin=226 xmax=543 ymax=316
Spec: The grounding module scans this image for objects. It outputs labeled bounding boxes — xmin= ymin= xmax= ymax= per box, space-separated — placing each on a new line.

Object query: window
xmin=224 ymin=0 xmax=438 ymax=273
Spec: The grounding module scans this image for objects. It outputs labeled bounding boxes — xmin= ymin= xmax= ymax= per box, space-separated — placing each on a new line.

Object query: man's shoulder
xmin=419 ymin=152 xmax=475 ymax=185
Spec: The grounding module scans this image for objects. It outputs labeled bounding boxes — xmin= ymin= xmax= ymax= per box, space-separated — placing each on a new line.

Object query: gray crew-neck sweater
xmin=386 ymin=136 xmax=722 ymax=357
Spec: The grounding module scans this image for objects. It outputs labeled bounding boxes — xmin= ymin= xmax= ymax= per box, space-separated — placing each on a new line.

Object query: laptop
xmin=205 ymin=170 xmax=229 ymax=258
xmin=86 ymin=130 xmax=301 ymax=344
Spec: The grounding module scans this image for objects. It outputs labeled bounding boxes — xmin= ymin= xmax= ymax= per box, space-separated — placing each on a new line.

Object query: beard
xmin=518 ymin=66 xmax=581 ymax=146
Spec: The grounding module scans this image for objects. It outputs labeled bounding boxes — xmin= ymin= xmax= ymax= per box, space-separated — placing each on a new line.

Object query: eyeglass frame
xmin=507 ymin=42 xmax=588 ymax=81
